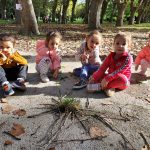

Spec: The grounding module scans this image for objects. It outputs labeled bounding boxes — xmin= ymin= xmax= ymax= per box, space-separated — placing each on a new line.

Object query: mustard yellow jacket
xmin=0 ymin=51 xmax=27 ymax=68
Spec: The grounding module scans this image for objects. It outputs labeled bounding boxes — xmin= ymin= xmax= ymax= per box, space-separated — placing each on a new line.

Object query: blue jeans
xmin=0 ymin=65 xmax=28 ymax=86
xmin=73 ymin=64 xmax=99 ymax=81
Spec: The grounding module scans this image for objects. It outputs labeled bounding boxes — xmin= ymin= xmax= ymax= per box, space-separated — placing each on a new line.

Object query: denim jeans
xmin=73 ymin=64 xmax=99 ymax=81
xmin=0 ymin=65 xmax=28 ymax=85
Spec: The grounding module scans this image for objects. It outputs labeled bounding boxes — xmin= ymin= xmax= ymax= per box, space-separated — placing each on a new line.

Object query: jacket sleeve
xmin=105 ymin=54 xmax=133 ymax=82
xmin=93 ymin=48 xmax=102 ymax=65
xmin=92 ymin=53 xmax=111 ymax=82
xmin=11 ymin=51 xmax=28 ymax=65
xmin=75 ymin=42 xmax=85 ymax=61
xmin=135 ymin=47 xmax=146 ymax=65
xmin=51 ymin=51 xmax=61 ymax=70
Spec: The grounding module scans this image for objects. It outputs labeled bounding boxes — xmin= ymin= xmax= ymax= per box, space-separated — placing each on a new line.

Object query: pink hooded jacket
xmin=35 ymin=40 xmax=61 ymax=70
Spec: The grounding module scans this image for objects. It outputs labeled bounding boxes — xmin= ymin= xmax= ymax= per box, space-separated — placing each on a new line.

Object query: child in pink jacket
xmin=135 ymin=33 xmax=150 ymax=76
xmin=35 ymin=31 xmax=62 ymax=82
xmin=87 ymin=32 xmax=133 ymax=97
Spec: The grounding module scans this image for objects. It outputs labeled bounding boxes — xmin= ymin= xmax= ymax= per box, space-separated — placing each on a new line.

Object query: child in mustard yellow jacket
xmin=0 ymin=34 xmax=28 ymax=97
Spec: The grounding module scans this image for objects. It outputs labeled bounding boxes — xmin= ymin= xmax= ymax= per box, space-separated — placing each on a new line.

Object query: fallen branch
xmin=92 ymin=114 xmax=135 ymax=150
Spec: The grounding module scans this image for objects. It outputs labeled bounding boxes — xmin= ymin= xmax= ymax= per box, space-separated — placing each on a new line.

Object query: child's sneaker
xmin=2 ymin=81 xmax=15 ymax=97
xmin=105 ymin=88 xmax=115 ymax=97
xmin=40 ymin=74 xmax=50 ymax=83
xmin=12 ymin=78 xmax=26 ymax=91
xmin=73 ymin=80 xmax=87 ymax=89
xmin=87 ymin=83 xmax=101 ymax=93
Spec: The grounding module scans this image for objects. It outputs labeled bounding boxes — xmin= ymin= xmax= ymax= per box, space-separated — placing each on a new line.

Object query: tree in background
xmin=116 ymin=0 xmax=128 ymax=27
xmin=71 ymin=0 xmax=77 ymax=22
xmin=136 ymin=0 xmax=150 ymax=24
xmin=61 ymin=0 xmax=70 ymax=24
xmin=88 ymin=0 xmax=104 ymax=29
xmin=128 ymin=0 xmax=143 ymax=25
xmin=84 ymin=0 xmax=90 ymax=23
xmin=0 ymin=0 xmax=7 ymax=19
xmin=100 ymin=0 xmax=110 ymax=23
xmin=20 ymin=0 xmax=39 ymax=35
xmin=52 ymin=0 xmax=58 ymax=22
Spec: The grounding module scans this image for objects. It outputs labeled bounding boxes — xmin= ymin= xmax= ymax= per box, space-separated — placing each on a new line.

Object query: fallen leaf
xmin=90 ymin=126 xmax=108 ymax=138
xmin=12 ymin=109 xmax=26 ymax=116
xmin=0 ymin=98 xmax=8 ymax=103
xmin=4 ymin=140 xmax=13 ymax=145
xmin=141 ymin=145 xmax=150 ymax=150
xmin=9 ymin=123 xmax=25 ymax=137
xmin=48 ymin=148 xmax=56 ymax=150
xmin=1 ymin=104 xmax=15 ymax=114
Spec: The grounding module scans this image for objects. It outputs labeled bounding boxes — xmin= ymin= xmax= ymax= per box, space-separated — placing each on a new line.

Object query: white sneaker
xmin=105 ymin=88 xmax=115 ymax=97
xmin=40 ymin=74 xmax=50 ymax=83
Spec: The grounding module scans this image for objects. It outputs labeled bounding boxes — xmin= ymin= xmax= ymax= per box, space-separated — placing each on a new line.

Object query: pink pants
xmin=140 ymin=59 xmax=150 ymax=75
xmin=98 ymin=73 xmax=129 ymax=90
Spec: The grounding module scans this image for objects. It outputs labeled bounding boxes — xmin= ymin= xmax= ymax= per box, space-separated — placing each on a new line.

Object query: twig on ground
xmin=139 ymin=132 xmax=150 ymax=149
xmin=92 ymin=114 xmax=135 ymax=150
xmin=31 ymin=125 xmax=41 ymax=136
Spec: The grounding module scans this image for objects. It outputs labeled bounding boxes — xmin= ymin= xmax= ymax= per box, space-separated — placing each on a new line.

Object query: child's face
xmin=0 ymin=41 xmax=14 ymax=55
xmin=86 ymin=34 xmax=101 ymax=51
xmin=113 ymin=37 xmax=129 ymax=54
xmin=47 ymin=37 xmax=60 ymax=50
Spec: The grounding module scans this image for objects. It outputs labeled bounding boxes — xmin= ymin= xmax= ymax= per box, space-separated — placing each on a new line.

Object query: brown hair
xmin=45 ymin=31 xmax=62 ymax=47
xmin=0 ymin=33 xmax=16 ymax=46
xmin=114 ymin=32 xmax=132 ymax=48
xmin=87 ymin=30 xmax=102 ymax=41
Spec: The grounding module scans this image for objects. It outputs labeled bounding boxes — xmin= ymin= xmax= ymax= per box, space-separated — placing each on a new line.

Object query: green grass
xmin=0 ymin=19 xmax=14 ymax=25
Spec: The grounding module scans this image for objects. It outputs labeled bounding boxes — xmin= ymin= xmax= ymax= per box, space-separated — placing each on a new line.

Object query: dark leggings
xmin=0 ymin=65 xmax=28 ymax=85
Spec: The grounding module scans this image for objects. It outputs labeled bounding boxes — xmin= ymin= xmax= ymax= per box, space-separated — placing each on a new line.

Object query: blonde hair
xmin=114 ymin=32 xmax=132 ymax=48
xmin=45 ymin=31 xmax=62 ymax=47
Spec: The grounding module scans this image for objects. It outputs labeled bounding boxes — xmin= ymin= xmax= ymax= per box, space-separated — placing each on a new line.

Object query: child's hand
xmin=53 ymin=69 xmax=59 ymax=79
xmin=88 ymin=76 xmax=95 ymax=84
xmin=135 ymin=64 xmax=139 ymax=71
xmin=80 ymin=54 xmax=88 ymax=62
xmin=101 ymin=78 xmax=108 ymax=90
xmin=0 ymin=52 xmax=7 ymax=61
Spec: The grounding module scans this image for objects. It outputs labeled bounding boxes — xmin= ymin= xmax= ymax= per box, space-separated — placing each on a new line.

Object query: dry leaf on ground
xmin=90 ymin=126 xmax=108 ymax=138
xmin=1 ymin=104 xmax=16 ymax=114
xmin=0 ymin=98 xmax=8 ymax=103
xmin=48 ymin=148 xmax=56 ymax=150
xmin=12 ymin=109 xmax=26 ymax=116
xmin=4 ymin=140 xmax=13 ymax=145
xmin=9 ymin=123 xmax=25 ymax=137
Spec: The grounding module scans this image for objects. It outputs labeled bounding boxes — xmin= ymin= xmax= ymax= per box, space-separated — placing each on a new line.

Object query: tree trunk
xmin=100 ymin=0 xmax=110 ymax=23
xmin=116 ymin=0 xmax=127 ymax=27
xmin=110 ymin=1 xmax=116 ymax=23
xmin=61 ymin=0 xmax=70 ymax=24
xmin=1 ymin=0 xmax=7 ymax=19
xmin=84 ymin=0 xmax=91 ymax=23
xmin=136 ymin=0 xmax=149 ymax=24
xmin=20 ymin=0 xmax=39 ymax=35
xmin=71 ymin=0 xmax=77 ymax=22
xmin=15 ymin=0 xmax=22 ymax=24
xmin=52 ymin=0 xmax=58 ymax=22
xmin=129 ymin=0 xmax=143 ymax=25
xmin=88 ymin=0 xmax=104 ymax=29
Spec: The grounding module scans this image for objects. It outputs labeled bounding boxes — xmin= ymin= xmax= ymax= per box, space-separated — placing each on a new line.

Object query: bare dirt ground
xmin=0 ymin=25 xmax=150 ymax=150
